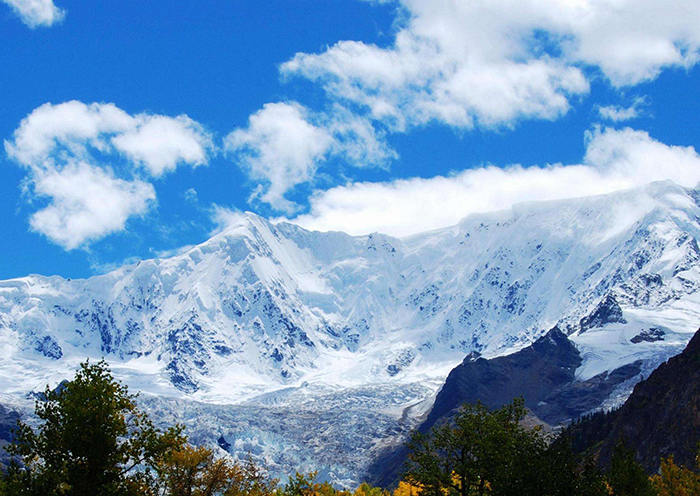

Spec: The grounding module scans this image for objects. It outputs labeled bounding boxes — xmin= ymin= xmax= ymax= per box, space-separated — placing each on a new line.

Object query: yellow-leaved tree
xmin=392 ymin=480 xmax=424 ymax=496
xmin=649 ymin=454 xmax=700 ymax=496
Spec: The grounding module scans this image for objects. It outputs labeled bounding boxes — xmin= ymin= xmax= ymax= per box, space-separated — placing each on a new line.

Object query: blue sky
xmin=1 ymin=0 xmax=700 ymax=279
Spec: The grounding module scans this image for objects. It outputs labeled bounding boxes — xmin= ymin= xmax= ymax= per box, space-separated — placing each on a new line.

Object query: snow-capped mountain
xmin=1 ymin=180 xmax=699 ymax=484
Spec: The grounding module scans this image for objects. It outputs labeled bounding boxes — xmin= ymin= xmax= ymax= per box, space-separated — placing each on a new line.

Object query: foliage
xmin=283 ymin=472 xmax=349 ymax=496
xmin=404 ymin=399 xmax=531 ymax=496
xmin=606 ymin=442 xmax=655 ymax=496
xmin=649 ymin=454 xmax=700 ymax=496
xmin=156 ymin=446 xmax=277 ymax=496
xmin=353 ymin=482 xmax=388 ymax=496
xmin=224 ymin=457 xmax=278 ymax=496
xmin=3 ymin=360 xmax=186 ymax=496
xmin=538 ymin=438 xmax=609 ymax=496
xmin=390 ymin=481 xmax=422 ymax=496
xmin=403 ymin=398 xmax=615 ymax=496
xmin=157 ymin=444 xmax=236 ymax=496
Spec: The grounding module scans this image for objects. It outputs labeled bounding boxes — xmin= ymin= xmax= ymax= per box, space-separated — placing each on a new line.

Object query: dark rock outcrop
xmin=565 ymin=328 xmax=700 ymax=472
xmin=366 ymin=327 xmax=643 ymax=486
xmin=423 ymin=327 xmax=580 ymax=428
xmin=0 ymin=404 xmax=21 ymax=468
xmin=34 ymin=335 xmax=63 ymax=359
xmin=630 ymin=327 xmax=665 ymax=344
xmin=580 ymin=294 xmax=627 ymax=332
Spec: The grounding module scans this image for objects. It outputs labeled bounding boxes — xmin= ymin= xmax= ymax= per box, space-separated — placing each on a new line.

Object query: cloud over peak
xmin=224 ymin=102 xmax=395 ymax=213
xmin=224 ymin=102 xmax=334 ymax=213
xmin=289 ymin=127 xmax=700 ymax=237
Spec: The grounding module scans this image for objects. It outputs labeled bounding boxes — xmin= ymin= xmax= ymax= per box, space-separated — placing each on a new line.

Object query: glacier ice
xmin=0 ymin=181 xmax=699 ymax=485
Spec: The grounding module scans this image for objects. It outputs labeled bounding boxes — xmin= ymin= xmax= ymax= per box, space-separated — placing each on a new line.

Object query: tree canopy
xmin=403 ymin=398 xmax=610 ymax=496
xmin=3 ymin=360 xmax=185 ymax=496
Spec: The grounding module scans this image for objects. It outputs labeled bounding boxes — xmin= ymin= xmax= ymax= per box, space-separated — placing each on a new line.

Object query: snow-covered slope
xmin=1 ymin=181 xmax=698 ymax=484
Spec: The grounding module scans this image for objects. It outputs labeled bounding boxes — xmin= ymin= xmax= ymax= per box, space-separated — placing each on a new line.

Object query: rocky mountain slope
xmin=0 ymin=181 xmax=698 ymax=484
xmin=565 ymin=328 xmax=699 ymax=472
xmin=366 ymin=326 xmax=665 ymax=485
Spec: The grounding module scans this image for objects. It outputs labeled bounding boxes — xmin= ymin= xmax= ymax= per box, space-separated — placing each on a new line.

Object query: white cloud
xmin=5 ymin=101 xmax=212 ymax=249
xmin=597 ymin=97 xmax=647 ymax=122
xmin=230 ymin=1 xmax=700 ymax=216
xmin=6 ymin=101 xmax=133 ymax=167
xmin=583 ymin=127 xmax=700 ymax=185
xmin=325 ymin=105 xmax=397 ymax=167
xmin=111 ymin=115 xmax=212 ymax=177
xmin=224 ymin=102 xmax=333 ymax=213
xmin=2 ymin=0 xmax=64 ymax=28
xmin=282 ymin=0 xmax=700 ymax=131
xmin=564 ymin=1 xmax=700 ymax=86
xmin=29 ymin=163 xmax=155 ymax=250
xmin=289 ymin=127 xmax=700 ymax=237
xmin=7 ymin=101 xmax=213 ymax=177
xmin=183 ymin=187 xmax=199 ymax=203
xmin=224 ymin=102 xmax=395 ymax=212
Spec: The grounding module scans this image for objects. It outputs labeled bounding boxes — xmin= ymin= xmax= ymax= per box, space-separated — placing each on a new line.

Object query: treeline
xmin=0 ymin=361 xmax=697 ymax=496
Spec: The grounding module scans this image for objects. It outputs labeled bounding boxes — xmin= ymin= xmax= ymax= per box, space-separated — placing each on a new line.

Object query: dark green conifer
xmin=607 ymin=441 xmax=655 ymax=496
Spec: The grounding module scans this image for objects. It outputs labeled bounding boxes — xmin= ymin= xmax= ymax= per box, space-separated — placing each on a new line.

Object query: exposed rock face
xmin=0 ymin=404 xmax=20 ymax=469
xmin=580 ymin=294 xmax=626 ymax=332
xmin=565 ymin=329 xmax=700 ymax=472
xmin=631 ymin=327 xmax=666 ymax=343
xmin=34 ymin=335 xmax=63 ymax=359
xmin=366 ymin=328 xmax=647 ymax=486
xmin=423 ymin=327 xmax=580 ymax=427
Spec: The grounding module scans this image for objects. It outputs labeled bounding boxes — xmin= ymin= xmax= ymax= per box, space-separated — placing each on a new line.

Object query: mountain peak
xmin=1 ymin=183 xmax=699 ymax=484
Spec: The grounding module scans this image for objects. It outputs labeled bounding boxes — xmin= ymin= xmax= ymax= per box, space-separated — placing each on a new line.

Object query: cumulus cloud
xmin=224 ymin=102 xmax=333 ymax=213
xmin=224 ymin=102 xmax=395 ymax=212
xmin=5 ymin=101 xmax=212 ymax=249
xmin=288 ymin=127 xmax=700 ymax=237
xmin=597 ymin=97 xmax=647 ymax=122
xmin=111 ymin=115 xmax=212 ymax=177
xmin=230 ymin=1 xmax=700 ymax=215
xmin=7 ymin=101 xmax=213 ymax=176
xmin=29 ymin=163 xmax=155 ymax=250
xmin=325 ymin=104 xmax=398 ymax=167
xmin=282 ymin=0 xmax=700 ymax=131
xmin=2 ymin=0 xmax=64 ymax=28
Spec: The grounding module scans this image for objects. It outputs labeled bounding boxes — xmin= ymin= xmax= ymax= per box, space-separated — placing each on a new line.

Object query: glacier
xmin=0 ymin=180 xmax=699 ymax=485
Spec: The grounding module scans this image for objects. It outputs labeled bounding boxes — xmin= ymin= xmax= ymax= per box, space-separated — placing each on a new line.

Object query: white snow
xmin=0 ymin=180 xmax=698 ymax=485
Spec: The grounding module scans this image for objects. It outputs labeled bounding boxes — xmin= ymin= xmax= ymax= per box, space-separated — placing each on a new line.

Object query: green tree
xmin=3 ymin=360 xmax=185 ymax=496
xmin=606 ymin=441 xmax=655 ymax=496
xmin=404 ymin=398 xmax=549 ymax=496
xmin=575 ymin=457 xmax=611 ymax=496
xmin=403 ymin=399 xmax=616 ymax=496
xmin=538 ymin=439 xmax=609 ymax=496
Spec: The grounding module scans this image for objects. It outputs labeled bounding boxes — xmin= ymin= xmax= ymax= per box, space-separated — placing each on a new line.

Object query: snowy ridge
xmin=0 ymin=180 xmax=699 ymax=484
